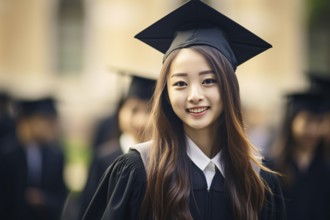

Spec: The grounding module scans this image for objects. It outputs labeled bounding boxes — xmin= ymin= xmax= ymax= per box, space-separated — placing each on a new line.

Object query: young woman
xmin=83 ymin=1 xmax=286 ymax=219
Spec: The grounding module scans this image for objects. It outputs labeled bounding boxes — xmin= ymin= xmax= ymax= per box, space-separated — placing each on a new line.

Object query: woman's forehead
xmin=168 ymin=49 xmax=212 ymax=75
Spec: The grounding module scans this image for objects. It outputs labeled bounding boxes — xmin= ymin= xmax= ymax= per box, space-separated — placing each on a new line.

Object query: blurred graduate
xmin=308 ymin=72 xmax=330 ymax=159
xmin=270 ymin=91 xmax=330 ymax=220
xmin=0 ymin=91 xmax=16 ymax=156
xmin=78 ymin=72 xmax=156 ymax=218
xmin=0 ymin=97 xmax=68 ymax=220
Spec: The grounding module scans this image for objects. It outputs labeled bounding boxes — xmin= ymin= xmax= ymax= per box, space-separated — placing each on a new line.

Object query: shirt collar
xmin=120 ymin=133 xmax=137 ymax=153
xmin=186 ymin=136 xmax=225 ymax=177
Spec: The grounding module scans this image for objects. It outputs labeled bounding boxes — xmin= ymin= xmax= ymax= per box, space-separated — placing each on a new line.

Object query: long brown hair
xmin=141 ymin=46 xmax=271 ymax=220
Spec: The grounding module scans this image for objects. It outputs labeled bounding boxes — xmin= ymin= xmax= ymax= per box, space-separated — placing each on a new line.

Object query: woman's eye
xmin=203 ymin=78 xmax=217 ymax=85
xmin=173 ymin=81 xmax=187 ymax=87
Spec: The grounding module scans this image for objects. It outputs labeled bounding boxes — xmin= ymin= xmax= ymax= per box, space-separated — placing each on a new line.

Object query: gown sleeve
xmin=82 ymin=150 xmax=147 ymax=220
xmin=260 ymin=170 xmax=287 ymax=220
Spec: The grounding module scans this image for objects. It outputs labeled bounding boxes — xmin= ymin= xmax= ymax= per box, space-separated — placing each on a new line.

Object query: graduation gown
xmin=79 ymin=139 xmax=123 ymax=219
xmin=282 ymin=153 xmax=330 ymax=220
xmin=0 ymin=138 xmax=68 ymax=220
xmin=83 ymin=148 xmax=286 ymax=220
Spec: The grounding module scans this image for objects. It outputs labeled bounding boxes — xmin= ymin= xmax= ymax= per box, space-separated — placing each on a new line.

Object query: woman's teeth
xmin=187 ymin=107 xmax=208 ymax=113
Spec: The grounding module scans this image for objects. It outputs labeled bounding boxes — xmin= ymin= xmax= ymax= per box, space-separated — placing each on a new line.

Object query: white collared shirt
xmin=120 ymin=133 xmax=137 ymax=154
xmin=26 ymin=143 xmax=42 ymax=185
xmin=186 ymin=136 xmax=224 ymax=190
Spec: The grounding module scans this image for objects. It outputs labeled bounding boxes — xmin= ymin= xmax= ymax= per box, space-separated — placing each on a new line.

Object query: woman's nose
xmin=187 ymin=85 xmax=204 ymax=104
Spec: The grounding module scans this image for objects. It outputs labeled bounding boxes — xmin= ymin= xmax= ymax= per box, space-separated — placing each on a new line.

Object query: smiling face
xmin=119 ymin=97 xmax=151 ymax=142
xmin=166 ymin=48 xmax=223 ymax=135
xmin=292 ymin=111 xmax=324 ymax=149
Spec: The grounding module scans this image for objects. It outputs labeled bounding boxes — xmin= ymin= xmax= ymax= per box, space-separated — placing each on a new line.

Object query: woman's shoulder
xmin=108 ymin=148 xmax=147 ymax=182
xmin=103 ymin=140 xmax=153 ymax=183
xmin=260 ymin=169 xmax=280 ymax=189
xmin=114 ymin=149 xmax=144 ymax=165
xmin=259 ymin=158 xmax=282 ymax=190
xmin=259 ymin=169 xmax=287 ymax=219
xmin=82 ymin=147 xmax=148 ymax=220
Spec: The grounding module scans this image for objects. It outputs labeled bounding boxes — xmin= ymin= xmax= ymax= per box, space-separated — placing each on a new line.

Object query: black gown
xmin=282 ymin=154 xmax=330 ymax=220
xmin=83 ymin=150 xmax=286 ymax=220
xmin=0 ymin=138 xmax=68 ymax=220
xmin=78 ymin=139 xmax=123 ymax=219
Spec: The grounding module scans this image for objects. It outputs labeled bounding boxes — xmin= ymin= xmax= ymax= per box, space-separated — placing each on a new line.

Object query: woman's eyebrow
xmin=199 ymin=70 xmax=215 ymax=75
xmin=170 ymin=70 xmax=214 ymax=78
xmin=170 ymin=73 xmax=187 ymax=78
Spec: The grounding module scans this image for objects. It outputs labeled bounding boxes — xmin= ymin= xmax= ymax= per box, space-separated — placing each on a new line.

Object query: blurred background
xmin=0 ymin=0 xmax=329 ymax=218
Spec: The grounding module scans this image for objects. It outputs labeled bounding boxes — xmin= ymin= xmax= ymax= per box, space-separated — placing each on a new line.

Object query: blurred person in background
xmin=270 ymin=91 xmax=330 ymax=220
xmin=0 ymin=97 xmax=68 ymax=220
xmin=90 ymin=72 xmax=155 ymax=151
xmin=308 ymin=73 xmax=330 ymax=161
xmin=90 ymin=111 xmax=118 ymax=151
xmin=0 ymin=91 xmax=16 ymax=156
xmin=77 ymin=72 xmax=156 ymax=219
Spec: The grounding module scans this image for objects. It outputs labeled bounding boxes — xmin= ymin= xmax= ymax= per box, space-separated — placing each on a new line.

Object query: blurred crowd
xmin=0 ymin=72 xmax=156 ymax=220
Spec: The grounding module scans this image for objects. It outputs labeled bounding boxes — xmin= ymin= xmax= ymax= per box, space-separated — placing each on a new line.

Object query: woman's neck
xmin=185 ymin=127 xmax=221 ymax=158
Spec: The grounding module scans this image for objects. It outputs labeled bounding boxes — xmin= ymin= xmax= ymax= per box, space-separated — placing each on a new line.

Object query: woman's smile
xmin=186 ymin=106 xmax=209 ymax=114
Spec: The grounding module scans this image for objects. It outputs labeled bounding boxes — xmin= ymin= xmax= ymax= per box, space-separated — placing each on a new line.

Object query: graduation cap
xmin=0 ymin=91 xmax=10 ymax=103
xmin=135 ymin=0 xmax=272 ymax=70
xmin=15 ymin=97 xmax=57 ymax=118
xmin=127 ymin=75 xmax=156 ymax=100
xmin=307 ymin=72 xmax=330 ymax=93
xmin=111 ymin=67 xmax=156 ymax=101
xmin=286 ymin=91 xmax=330 ymax=114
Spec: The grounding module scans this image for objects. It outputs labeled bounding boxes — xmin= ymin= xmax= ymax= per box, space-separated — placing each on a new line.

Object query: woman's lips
xmin=186 ymin=107 xmax=209 ymax=114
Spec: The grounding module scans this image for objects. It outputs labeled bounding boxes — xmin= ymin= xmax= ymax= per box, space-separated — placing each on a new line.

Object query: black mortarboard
xmin=15 ymin=97 xmax=57 ymax=118
xmin=111 ymin=68 xmax=156 ymax=101
xmin=286 ymin=91 xmax=330 ymax=114
xmin=307 ymin=72 xmax=330 ymax=93
xmin=135 ymin=0 xmax=272 ymax=70
xmin=127 ymin=75 xmax=156 ymax=100
xmin=0 ymin=91 xmax=9 ymax=102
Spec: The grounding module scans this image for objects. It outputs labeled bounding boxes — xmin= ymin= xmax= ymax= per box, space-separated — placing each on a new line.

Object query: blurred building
xmin=1 ymin=0 xmax=327 ymax=190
